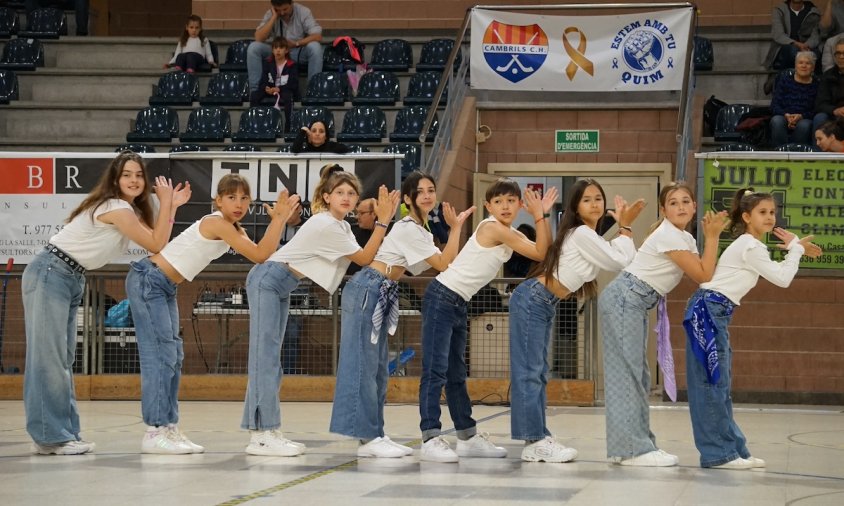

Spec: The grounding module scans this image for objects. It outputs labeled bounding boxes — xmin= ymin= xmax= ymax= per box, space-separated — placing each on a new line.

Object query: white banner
xmin=470 ymin=7 xmax=693 ymax=91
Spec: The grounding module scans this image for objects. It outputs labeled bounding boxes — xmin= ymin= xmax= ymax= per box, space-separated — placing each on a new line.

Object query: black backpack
xmin=332 ymin=36 xmax=365 ymax=65
xmin=703 ymin=95 xmax=728 ymax=137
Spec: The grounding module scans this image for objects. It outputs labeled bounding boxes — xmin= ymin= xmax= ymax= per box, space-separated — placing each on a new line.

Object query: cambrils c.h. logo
xmin=482 ymin=21 xmax=548 ymax=83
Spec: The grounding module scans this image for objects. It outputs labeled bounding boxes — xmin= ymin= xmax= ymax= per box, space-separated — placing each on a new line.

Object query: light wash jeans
xmin=247 ymin=40 xmax=324 ymax=91
xmin=241 ymin=261 xmax=300 ymax=430
xmin=684 ymin=288 xmax=750 ymax=467
xmin=23 ymin=249 xmax=86 ymax=445
xmin=329 ymin=267 xmax=391 ymax=439
xmin=508 ymin=278 xmax=559 ymax=441
xmin=418 ymin=279 xmax=477 ymax=441
xmin=126 ymin=258 xmax=183 ymax=427
xmin=598 ymin=271 xmax=660 ymax=458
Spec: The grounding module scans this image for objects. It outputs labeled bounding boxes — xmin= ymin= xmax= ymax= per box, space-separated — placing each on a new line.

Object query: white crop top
xmin=625 ymin=219 xmax=698 ymax=296
xmin=269 ymin=212 xmax=361 ymax=293
xmin=373 ymin=218 xmax=440 ymax=276
xmin=159 ymin=212 xmax=231 ymax=282
xmin=701 ymin=233 xmax=804 ymax=305
xmin=50 ymin=198 xmax=134 ymax=270
xmin=436 ymin=217 xmax=513 ymax=301
xmin=554 ymin=225 xmax=636 ymax=293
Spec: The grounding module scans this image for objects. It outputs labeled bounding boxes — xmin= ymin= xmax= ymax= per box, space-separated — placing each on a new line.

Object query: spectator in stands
xmin=250 ymin=38 xmax=299 ymax=132
xmin=291 ymin=120 xmax=350 ymax=153
xmin=247 ymin=0 xmax=323 ymax=96
xmin=763 ymin=0 xmax=821 ymax=93
xmin=814 ymin=118 xmax=844 ymax=150
xmin=820 ymin=0 xmax=844 ymax=71
xmin=25 ymin=0 xmax=88 ymax=36
xmin=770 ymin=51 xmax=819 ymax=147
xmin=347 ymin=198 xmax=377 ymax=275
xmin=812 ymin=39 xmax=844 ymax=136
xmin=165 ymin=15 xmax=215 ymax=74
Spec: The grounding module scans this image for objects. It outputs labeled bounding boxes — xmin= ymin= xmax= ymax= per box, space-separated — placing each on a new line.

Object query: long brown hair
xmin=179 ymin=15 xmax=205 ymax=47
xmin=401 ymin=171 xmax=436 ymax=223
xmin=728 ymin=187 xmax=774 ymax=238
xmin=528 ymin=178 xmax=607 ymax=300
xmin=312 ymin=164 xmax=361 ymax=214
xmin=648 ymin=181 xmax=695 ymax=235
xmin=66 ymin=151 xmax=154 ymax=227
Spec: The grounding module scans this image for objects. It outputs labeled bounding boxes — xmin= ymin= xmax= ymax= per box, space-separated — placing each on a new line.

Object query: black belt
xmin=45 ymin=244 xmax=86 ymax=275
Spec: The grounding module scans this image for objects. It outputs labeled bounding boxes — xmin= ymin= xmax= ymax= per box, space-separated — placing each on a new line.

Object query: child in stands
xmin=508 ymin=178 xmax=645 ymax=463
xmin=126 ymin=174 xmax=299 ymax=455
xmin=330 ymin=171 xmax=475 ymax=459
xmin=417 ymin=178 xmax=557 ymax=463
xmin=250 ymin=38 xmax=299 ymax=132
xmin=241 ymin=164 xmax=398 ymax=456
xmin=599 ymin=182 xmax=728 ymax=467
xmin=166 ymin=15 xmax=215 ymax=73
xmin=683 ymin=188 xmax=821 ymax=470
xmin=23 ymin=151 xmax=190 ymax=455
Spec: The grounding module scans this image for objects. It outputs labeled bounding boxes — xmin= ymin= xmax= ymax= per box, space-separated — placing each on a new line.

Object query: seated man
xmin=24 ymin=0 xmax=89 ymax=36
xmin=763 ymin=0 xmax=821 ymax=71
xmin=812 ymin=39 xmax=844 ymax=143
xmin=820 ymin=0 xmax=844 ymax=71
xmin=247 ymin=0 xmax=323 ymax=97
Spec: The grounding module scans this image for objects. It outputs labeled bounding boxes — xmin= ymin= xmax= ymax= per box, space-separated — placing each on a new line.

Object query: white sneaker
xmin=747 ymin=456 xmax=766 ymax=468
xmin=381 ymin=436 xmax=413 ymax=456
xmin=245 ymin=430 xmax=306 ymax=457
xmin=618 ymin=450 xmax=678 ymax=467
xmin=420 ymin=436 xmax=459 ymax=463
xmin=357 ymin=437 xmax=406 ymax=458
xmin=32 ymin=440 xmax=95 ymax=455
xmin=141 ymin=426 xmax=193 ymax=454
xmin=656 ymin=449 xmax=680 ymax=465
xmin=711 ymin=457 xmax=754 ymax=470
xmin=167 ymin=424 xmax=205 ymax=454
xmin=521 ymin=436 xmax=578 ymax=463
xmin=456 ymin=433 xmax=507 ymax=458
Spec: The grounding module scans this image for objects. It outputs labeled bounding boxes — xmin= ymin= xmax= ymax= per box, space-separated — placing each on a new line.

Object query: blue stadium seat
xmin=0 ymin=69 xmax=19 ymax=104
xmin=179 ymin=106 xmax=231 ymax=143
xmin=283 ymin=106 xmax=336 ymax=141
xmin=353 ymin=71 xmax=400 ymax=106
xmin=0 ymin=7 xmax=19 ymax=38
xmin=115 ymin=143 xmax=156 ymax=153
xmin=0 ymin=38 xmax=44 ymax=71
xmin=149 ymin=71 xmax=199 ymax=105
xmin=346 ymin=144 xmax=370 ymax=153
xmin=714 ymin=104 xmax=752 ymax=142
xmin=774 ymin=143 xmax=815 ymax=152
xmin=301 ymin=71 xmax=348 ymax=106
xmin=224 ymin=143 xmax=262 ymax=152
xmin=231 ymin=106 xmax=284 ymax=142
xmin=170 ymin=144 xmax=209 ymax=153
xmin=383 ymin=142 xmax=421 ymax=178
xmin=220 ymin=39 xmax=251 ymax=72
xmin=336 ymin=106 xmax=387 ymax=142
xmin=403 ymin=71 xmax=446 ymax=105
xmin=126 ymin=106 xmax=179 ymax=142
xmin=19 ymin=7 xmax=66 ymax=39
xmin=416 ymin=39 xmax=460 ymax=71
xmin=390 ymin=105 xmax=438 ymax=142
xmin=715 ymin=142 xmax=755 ymax=152
xmin=277 ymin=144 xmax=293 ymax=152
xmin=369 ymin=39 xmax=413 ymax=71
xmin=200 ymin=71 xmax=249 ymax=105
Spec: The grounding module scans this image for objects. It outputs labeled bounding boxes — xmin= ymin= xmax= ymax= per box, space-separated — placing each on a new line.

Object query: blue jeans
xmin=598 ymin=272 xmax=660 ymax=458
xmin=418 ymin=279 xmax=476 ymax=441
xmin=684 ymin=289 xmax=750 ymax=467
xmin=241 ymin=262 xmax=300 ymax=431
xmin=126 ymin=258 xmax=183 ymax=427
xmin=509 ymin=278 xmax=559 ymax=441
xmin=23 ymin=249 xmax=86 ymax=445
xmin=329 ymin=267 xmax=391 ymax=439
xmin=247 ymin=40 xmax=324 ymax=91
xmin=770 ymin=114 xmax=813 ymax=147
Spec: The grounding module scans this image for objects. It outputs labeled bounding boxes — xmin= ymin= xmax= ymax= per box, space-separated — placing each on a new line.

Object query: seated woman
xmin=291 ymin=120 xmax=350 ymax=154
xmin=814 ymin=119 xmax=844 ymax=152
xmin=770 ymin=51 xmax=819 ymax=147
xmin=250 ymin=38 xmax=299 ymax=131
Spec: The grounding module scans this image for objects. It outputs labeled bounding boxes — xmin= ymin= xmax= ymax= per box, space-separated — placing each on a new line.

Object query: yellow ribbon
xmin=563 ymin=27 xmax=594 ymax=81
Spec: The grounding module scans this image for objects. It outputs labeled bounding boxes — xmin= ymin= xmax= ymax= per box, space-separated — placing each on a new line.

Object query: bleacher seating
xmin=200 ymin=72 xmax=249 ymax=106
xmin=149 ymin=71 xmax=199 ymax=105
xmin=714 ymin=104 xmax=752 ymax=142
xmin=115 ymin=143 xmax=156 ymax=153
xmin=404 ymin=71 xmax=445 ymax=105
xmin=0 ymin=38 xmax=44 ymax=71
xmin=231 ymin=106 xmax=284 ymax=143
xmin=0 ymin=6 xmax=19 ymax=38
xmin=369 ymin=39 xmax=413 ymax=71
xmin=353 ymin=71 xmax=400 ymax=105
xmin=284 ymin=106 xmax=336 ymax=141
xmin=126 ymin=106 xmax=179 ymax=142
xmin=774 ymin=143 xmax=815 ymax=152
xmin=301 ymin=72 xmax=348 ymax=106
xmin=336 ymin=105 xmax=387 ymax=142
xmin=179 ymin=106 xmax=231 ymax=143
xmin=383 ymin=142 xmax=421 ymax=177
xmin=219 ymin=39 xmax=251 ymax=72
xmin=716 ymin=142 xmax=756 ymax=152
xmin=416 ymin=38 xmax=459 ymax=71
xmin=346 ymin=144 xmax=370 ymax=153
xmin=18 ymin=7 xmax=66 ymax=39
xmin=0 ymin=69 xmax=19 ymax=104
xmin=390 ymin=105 xmax=438 ymax=142
xmin=170 ymin=144 xmax=209 ymax=153
xmin=224 ymin=143 xmax=262 ymax=152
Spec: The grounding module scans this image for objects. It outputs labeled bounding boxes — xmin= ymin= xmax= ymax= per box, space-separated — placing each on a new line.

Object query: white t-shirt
xmin=701 ymin=233 xmax=804 ymax=305
xmin=168 ymin=37 xmax=214 ymax=64
xmin=555 ymin=225 xmax=636 ymax=293
xmin=436 ymin=217 xmax=513 ymax=301
xmin=159 ymin=212 xmax=231 ymax=282
xmin=270 ymin=212 xmax=361 ymax=294
xmin=625 ymin=219 xmax=698 ymax=295
xmin=373 ymin=218 xmax=440 ymax=276
xmin=50 ymin=198 xmax=134 ymax=270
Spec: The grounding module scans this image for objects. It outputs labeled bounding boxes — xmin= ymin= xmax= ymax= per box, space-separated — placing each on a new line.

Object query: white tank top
xmin=159 ymin=212 xmax=231 ymax=281
xmin=50 ymin=198 xmax=134 ymax=270
xmin=436 ymin=217 xmax=513 ymax=301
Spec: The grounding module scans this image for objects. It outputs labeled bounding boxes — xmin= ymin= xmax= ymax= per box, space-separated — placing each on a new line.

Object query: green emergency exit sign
xmin=556 ymin=130 xmax=599 ymax=152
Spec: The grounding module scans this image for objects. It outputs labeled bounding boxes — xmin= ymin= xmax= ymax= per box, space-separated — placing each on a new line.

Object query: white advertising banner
xmin=470 ymin=7 xmax=693 ymax=92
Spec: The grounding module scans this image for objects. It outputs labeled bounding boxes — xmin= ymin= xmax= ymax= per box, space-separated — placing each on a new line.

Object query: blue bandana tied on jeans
xmin=682 ymin=290 xmax=734 ymax=385
xmin=371 ymin=278 xmax=399 ymax=344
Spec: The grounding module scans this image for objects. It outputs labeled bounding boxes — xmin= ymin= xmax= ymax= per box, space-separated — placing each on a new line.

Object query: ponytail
xmin=311 ymin=164 xmax=361 ymax=214
xmin=728 ymin=187 xmax=774 ymax=238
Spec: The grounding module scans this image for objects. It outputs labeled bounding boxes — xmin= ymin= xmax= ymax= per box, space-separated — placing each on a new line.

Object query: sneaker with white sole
xmin=420 ymin=436 xmax=459 ymax=463
xmin=245 ymin=430 xmax=306 ymax=456
xmin=618 ymin=449 xmax=678 ymax=467
xmin=710 ymin=457 xmax=753 ymax=470
xmin=747 ymin=456 xmax=766 ymax=468
xmin=521 ymin=436 xmax=578 ymax=463
xmin=141 ymin=426 xmax=193 ymax=454
xmin=382 ymin=436 xmax=413 ymax=456
xmin=656 ymin=449 xmax=680 ymax=465
xmin=168 ymin=424 xmax=205 ymax=454
xmin=32 ymin=440 xmax=95 ymax=455
xmin=357 ymin=437 xmax=406 ymax=458
xmin=456 ymin=433 xmax=507 ymax=458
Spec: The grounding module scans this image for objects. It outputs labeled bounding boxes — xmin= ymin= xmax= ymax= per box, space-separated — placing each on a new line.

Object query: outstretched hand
xmin=701 ymin=210 xmax=729 ymax=238
xmin=772 ymin=228 xmax=823 ymax=258
xmin=171 ymin=181 xmax=192 ymax=208
xmin=265 ymin=190 xmax=301 ymax=223
xmin=607 ymin=195 xmax=647 ymax=227
xmin=442 ymin=202 xmax=476 ymax=228
xmin=374 ymin=185 xmax=401 ymax=223
xmin=153 ymin=176 xmax=174 ymax=203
